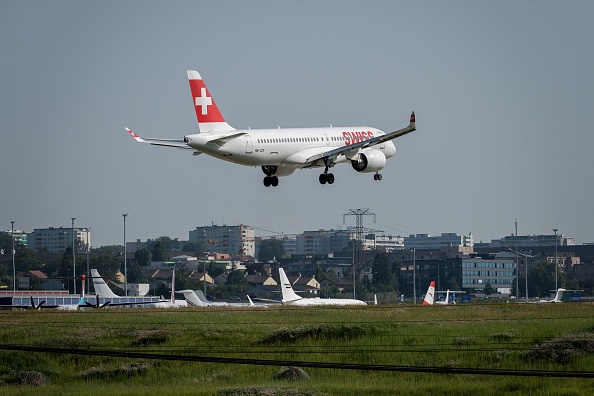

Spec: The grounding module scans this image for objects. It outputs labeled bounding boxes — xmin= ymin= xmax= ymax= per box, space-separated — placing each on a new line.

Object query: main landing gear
xmin=319 ymin=157 xmax=334 ymax=185
xmin=319 ymin=173 xmax=334 ymax=184
xmin=262 ymin=165 xmax=279 ymax=187
xmin=263 ymin=176 xmax=279 ymax=187
xmin=373 ymin=173 xmax=383 ymax=181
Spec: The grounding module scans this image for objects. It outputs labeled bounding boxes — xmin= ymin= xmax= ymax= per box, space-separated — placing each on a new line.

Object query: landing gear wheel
xmin=327 ymin=173 xmax=335 ymax=184
xmin=374 ymin=173 xmax=382 ymax=181
xmin=319 ymin=174 xmax=327 ymax=184
xmin=264 ymin=176 xmax=279 ymax=187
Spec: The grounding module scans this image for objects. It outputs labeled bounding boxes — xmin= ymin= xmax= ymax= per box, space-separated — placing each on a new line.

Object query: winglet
xmin=409 ymin=111 xmax=415 ymax=128
xmin=125 ymin=127 xmax=145 ymax=143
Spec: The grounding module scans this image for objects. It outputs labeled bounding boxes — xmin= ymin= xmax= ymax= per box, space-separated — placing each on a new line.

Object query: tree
xmin=483 ymin=281 xmax=494 ymax=296
xmin=448 ymin=276 xmax=461 ymax=292
xmin=344 ymin=239 xmax=363 ymax=252
xmin=528 ymin=259 xmax=556 ymax=297
xmin=372 ymin=252 xmax=393 ymax=289
xmin=134 ymin=248 xmax=151 ymax=266
xmin=226 ymin=270 xmax=247 ymax=286
xmin=92 ymin=245 xmax=124 ymax=254
xmin=127 ymin=261 xmax=144 ymax=283
xmin=151 ymin=240 xmax=167 ymax=261
xmin=183 ymin=241 xmax=205 ymax=257
xmin=258 ymin=239 xmax=285 ymax=262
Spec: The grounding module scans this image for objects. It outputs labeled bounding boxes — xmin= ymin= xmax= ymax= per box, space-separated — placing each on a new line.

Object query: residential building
xmin=404 ymin=233 xmax=474 ymax=250
xmin=475 ymin=233 xmax=574 ymax=249
xmin=364 ymin=234 xmax=404 ymax=251
xmin=1 ymin=229 xmax=28 ymax=246
xmin=27 ymin=227 xmax=91 ymax=253
xmin=189 ymin=224 xmax=255 ymax=258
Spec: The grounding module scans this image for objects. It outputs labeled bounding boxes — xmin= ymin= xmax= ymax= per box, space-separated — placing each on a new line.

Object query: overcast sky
xmin=1 ymin=1 xmax=593 ymax=247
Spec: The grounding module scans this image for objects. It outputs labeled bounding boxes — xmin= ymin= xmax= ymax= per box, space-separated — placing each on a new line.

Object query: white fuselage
xmin=284 ymin=297 xmax=367 ymax=306
xmin=185 ymin=126 xmax=396 ymax=168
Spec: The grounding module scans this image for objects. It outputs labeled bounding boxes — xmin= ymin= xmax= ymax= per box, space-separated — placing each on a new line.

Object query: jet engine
xmin=261 ymin=165 xmax=295 ymax=177
xmin=350 ymin=149 xmax=386 ymax=173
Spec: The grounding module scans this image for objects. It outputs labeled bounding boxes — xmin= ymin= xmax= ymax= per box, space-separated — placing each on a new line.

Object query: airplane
xmin=421 ymin=281 xmax=436 ymax=305
xmin=177 ymin=289 xmax=264 ymax=307
xmin=90 ymin=269 xmax=183 ymax=308
xmin=532 ymin=288 xmax=581 ymax=303
xmin=421 ymin=282 xmax=463 ymax=305
xmin=125 ymin=69 xmax=417 ymax=187
xmin=277 ymin=268 xmax=366 ymax=306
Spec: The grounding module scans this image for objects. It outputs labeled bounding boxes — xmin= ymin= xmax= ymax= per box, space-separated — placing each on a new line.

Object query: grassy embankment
xmin=1 ymin=302 xmax=594 ymax=395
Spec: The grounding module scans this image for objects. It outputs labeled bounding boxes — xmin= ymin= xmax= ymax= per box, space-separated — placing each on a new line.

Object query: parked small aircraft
xmin=276 ymin=268 xmax=366 ymax=306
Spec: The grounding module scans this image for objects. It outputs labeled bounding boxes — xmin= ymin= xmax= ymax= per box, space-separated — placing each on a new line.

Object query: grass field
xmin=1 ymin=302 xmax=594 ymax=395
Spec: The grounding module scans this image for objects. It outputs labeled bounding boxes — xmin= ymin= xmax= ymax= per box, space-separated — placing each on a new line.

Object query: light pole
xmin=86 ymin=227 xmax=90 ymax=294
xmin=72 ymin=217 xmax=76 ymax=295
xmin=123 ymin=214 xmax=128 ymax=297
xmin=525 ymin=250 xmax=530 ymax=303
xmin=553 ymin=228 xmax=558 ymax=291
xmin=11 ymin=221 xmax=15 ymax=291
xmin=515 ymin=219 xmax=518 ymax=301
xmin=413 ymin=248 xmax=416 ymax=304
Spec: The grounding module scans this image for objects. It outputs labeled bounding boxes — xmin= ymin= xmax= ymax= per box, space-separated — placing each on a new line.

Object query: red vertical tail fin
xmin=187 ymin=70 xmax=235 ymax=133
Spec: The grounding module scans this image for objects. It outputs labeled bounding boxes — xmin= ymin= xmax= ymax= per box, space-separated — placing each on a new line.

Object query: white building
xmin=364 ymin=234 xmax=404 ymax=252
xmin=189 ymin=224 xmax=255 ymax=258
xmin=27 ymin=227 xmax=91 ymax=253
xmin=404 ymin=233 xmax=473 ymax=250
xmin=477 ymin=233 xmax=574 ymax=248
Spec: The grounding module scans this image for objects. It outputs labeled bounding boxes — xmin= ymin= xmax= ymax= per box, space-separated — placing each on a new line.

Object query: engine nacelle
xmin=351 ymin=149 xmax=386 ymax=173
xmin=261 ymin=165 xmax=295 ymax=177
xmin=275 ymin=167 xmax=296 ymax=177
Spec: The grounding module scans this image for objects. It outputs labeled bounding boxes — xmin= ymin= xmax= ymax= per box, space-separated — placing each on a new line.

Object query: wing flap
xmin=305 ymin=112 xmax=416 ymax=163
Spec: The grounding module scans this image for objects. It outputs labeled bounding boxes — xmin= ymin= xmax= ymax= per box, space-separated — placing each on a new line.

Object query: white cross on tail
xmin=194 ymin=87 xmax=212 ymax=115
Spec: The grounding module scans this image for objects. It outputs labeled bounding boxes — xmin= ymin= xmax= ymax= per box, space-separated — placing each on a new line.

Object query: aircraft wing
xmin=305 ymin=111 xmax=416 ymax=164
xmin=125 ymin=128 xmax=194 ymax=150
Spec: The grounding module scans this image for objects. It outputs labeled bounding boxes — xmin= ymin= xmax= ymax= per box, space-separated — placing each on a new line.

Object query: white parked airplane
xmin=532 ymin=288 xmax=579 ymax=303
xmin=277 ymin=268 xmax=366 ymax=306
xmin=90 ymin=269 xmax=184 ymax=308
xmin=177 ymin=289 xmax=260 ymax=307
xmin=125 ymin=70 xmax=417 ymax=187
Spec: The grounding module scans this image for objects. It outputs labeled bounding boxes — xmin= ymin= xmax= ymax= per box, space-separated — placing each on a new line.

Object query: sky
xmin=1 ymin=1 xmax=593 ymax=247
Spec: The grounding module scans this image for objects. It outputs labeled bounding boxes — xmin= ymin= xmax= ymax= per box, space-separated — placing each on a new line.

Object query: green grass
xmin=1 ymin=303 xmax=594 ymax=395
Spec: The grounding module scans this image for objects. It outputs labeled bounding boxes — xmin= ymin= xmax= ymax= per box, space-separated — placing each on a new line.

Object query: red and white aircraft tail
xmin=187 ymin=70 xmax=235 ymax=133
xmin=422 ymin=281 xmax=436 ymax=305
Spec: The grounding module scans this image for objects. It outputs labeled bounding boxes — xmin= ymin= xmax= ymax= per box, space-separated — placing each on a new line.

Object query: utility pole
xmin=72 ymin=217 xmax=76 ymax=295
xmin=87 ymin=227 xmax=90 ymax=294
xmin=11 ymin=221 xmax=15 ymax=291
xmin=553 ymin=228 xmax=558 ymax=291
xmin=515 ymin=219 xmax=518 ymax=301
xmin=413 ymin=248 xmax=416 ymax=304
xmin=343 ymin=209 xmax=376 ymax=299
xmin=123 ymin=214 xmax=128 ymax=297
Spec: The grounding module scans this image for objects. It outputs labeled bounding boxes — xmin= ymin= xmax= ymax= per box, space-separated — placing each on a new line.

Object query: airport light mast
xmin=553 ymin=228 xmax=558 ymax=291
xmin=123 ymin=214 xmax=128 ymax=297
xmin=72 ymin=217 xmax=76 ymax=294
xmin=11 ymin=221 xmax=15 ymax=292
